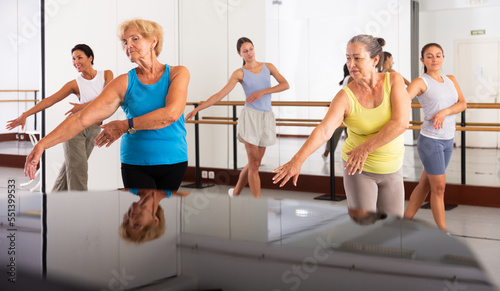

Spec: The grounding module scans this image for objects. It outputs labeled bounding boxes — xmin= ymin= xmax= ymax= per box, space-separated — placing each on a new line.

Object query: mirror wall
xmin=2 ymin=0 xmax=499 ymax=191
xmin=0 ymin=0 xmax=41 ymax=156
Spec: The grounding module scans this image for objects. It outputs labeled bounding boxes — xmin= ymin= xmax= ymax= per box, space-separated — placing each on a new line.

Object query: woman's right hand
xmin=24 ymin=144 xmax=44 ymax=180
xmin=272 ymin=158 xmax=302 ymax=187
xmin=185 ymin=109 xmax=198 ymax=121
xmin=6 ymin=114 xmax=27 ymax=131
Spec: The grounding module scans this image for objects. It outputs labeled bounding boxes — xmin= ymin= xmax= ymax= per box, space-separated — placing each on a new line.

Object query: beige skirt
xmin=237 ymin=106 xmax=276 ymax=147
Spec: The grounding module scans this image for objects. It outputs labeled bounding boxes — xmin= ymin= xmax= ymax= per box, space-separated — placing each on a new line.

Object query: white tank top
xmin=417 ymin=74 xmax=459 ymax=140
xmin=76 ymin=70 xmax=105 ymax=104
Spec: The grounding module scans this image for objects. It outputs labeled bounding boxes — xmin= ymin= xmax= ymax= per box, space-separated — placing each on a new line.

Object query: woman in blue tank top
xmin=404 ymin=43 xmax=467 ymax=233
xmin=186 ymin=37 xmax=289 ymax=198
xmin=24 ymin=19 xmax=190 ymax=190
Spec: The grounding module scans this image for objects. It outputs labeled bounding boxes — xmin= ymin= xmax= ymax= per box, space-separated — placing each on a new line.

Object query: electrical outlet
xmin=208 ymin=171 xmax=215 ymax=179
xmin=201 ymin=171 xmax=208 ymax=179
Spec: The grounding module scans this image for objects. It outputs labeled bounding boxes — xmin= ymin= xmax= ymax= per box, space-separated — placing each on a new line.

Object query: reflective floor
xmin=257 ymin=136 xmax=500 ymax=187
xmin=0 ymin=167 xmax=499 ymax=290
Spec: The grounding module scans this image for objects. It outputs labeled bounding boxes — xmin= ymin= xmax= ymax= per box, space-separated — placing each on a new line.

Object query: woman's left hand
xmin=344 ymin=145 xmax=370 ymax=175
xmin=246 ymin=91 xmax=264 ymax=104
xmin=95 ymin=120 xmax=128 ymax=147
xmin=430 ymin=109 xmax=448 ymax=130
xmin=24 ymin=144 xmax=44 ymax=180
xmin=65 ymin=102 xmax=87 ymax=116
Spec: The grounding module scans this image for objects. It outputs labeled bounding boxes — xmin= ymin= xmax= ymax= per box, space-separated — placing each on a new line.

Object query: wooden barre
xmin=203 ymin=117 xmax=500 ymax=128
xmin=0 ymin=99 xmax=40 ymax=103
xmin=188 ymin=120 xmax=500 ymax=131
xmin=0 ymin=90 xmax=39 ymax=93
xmin=187 ymin=101 xmax=500 ymax=109
xmin=201 ymin=116 xmax=325 ymax=123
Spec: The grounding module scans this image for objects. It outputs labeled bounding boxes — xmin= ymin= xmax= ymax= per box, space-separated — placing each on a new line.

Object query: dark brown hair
xmin=72 ymin=44 xmax=94 ymax=65
xmin=348 ymin=35 xmax=386 ymax=71
xmin=420 ymin=43 xmax=444 ymax=73
xmin=237 ymin=37 xmax=253 ymax=66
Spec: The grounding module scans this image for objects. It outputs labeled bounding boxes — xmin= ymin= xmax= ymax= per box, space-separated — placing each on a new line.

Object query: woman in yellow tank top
xmin=273 ymin=35 xmax=410 ymax=219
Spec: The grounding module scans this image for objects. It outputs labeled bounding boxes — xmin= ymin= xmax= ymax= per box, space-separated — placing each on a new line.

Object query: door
xmin=455 ymin=39 xmax=500 ymax=148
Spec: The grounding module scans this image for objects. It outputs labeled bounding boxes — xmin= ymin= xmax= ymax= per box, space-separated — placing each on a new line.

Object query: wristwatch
xmin=127 ymin=118 xmax=136 ymax=134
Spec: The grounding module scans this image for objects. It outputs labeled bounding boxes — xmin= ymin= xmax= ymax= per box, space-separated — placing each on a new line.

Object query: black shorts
xmin=121 ymin=162 xmax=188 ymax=190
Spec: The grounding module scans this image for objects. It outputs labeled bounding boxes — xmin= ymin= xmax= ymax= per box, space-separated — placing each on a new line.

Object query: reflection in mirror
xmin=180 ymin=193 xmax=495 ymax=290
xmin=348 ymin=208 xmax=387 ymax=226
xmin=120 ymin=188 xmax=189 ymax=243
xmin=44 ymin=190 xmax=179 ymax=289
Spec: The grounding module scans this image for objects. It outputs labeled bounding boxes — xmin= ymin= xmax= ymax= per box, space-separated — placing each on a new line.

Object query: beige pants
xmin=52 ymin=124 xmax=101 ymax=191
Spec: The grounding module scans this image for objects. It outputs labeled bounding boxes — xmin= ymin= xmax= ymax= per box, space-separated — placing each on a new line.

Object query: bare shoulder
xmin=265 ymin=62 xmax=277 ymax=71
xmin=104 ymin=70 xmax=114 ymax=79
xmin=170 ymin=65 xmax=190 ymax=78
xmin=64 ymin=79 xmax=79 ymax=95
xmin=388 ymin=71 xmax=403 ymax=83
xmin=333 ymin=87 xmax=349 ymax=103
xmin=114 ymin=73 xmax=129 ymax=83
xmin=231 ymin=68 xmax=244 ymax=82
xmin=446 ymin=75 xmax=458 ymax=82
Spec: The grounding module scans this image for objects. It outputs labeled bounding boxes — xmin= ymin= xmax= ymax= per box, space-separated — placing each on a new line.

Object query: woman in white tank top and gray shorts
xmin=403 ymin=43 xmax=467 ymax=233
xmin=6 ymin=44 xmax=113 ymax=191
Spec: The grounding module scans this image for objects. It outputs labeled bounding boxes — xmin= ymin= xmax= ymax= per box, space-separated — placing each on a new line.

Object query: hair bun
xmin=376 ymin=37 xmax=386 ymax=47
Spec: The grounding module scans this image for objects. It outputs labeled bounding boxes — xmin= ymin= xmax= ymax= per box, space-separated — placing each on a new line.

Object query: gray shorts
xmin=237 ymin=106 xmax=276 ymax=147
xmin=343 ymin=161 xmax=404 ymax=216
xmin=417 ymin=134 xmax=453 ymax=175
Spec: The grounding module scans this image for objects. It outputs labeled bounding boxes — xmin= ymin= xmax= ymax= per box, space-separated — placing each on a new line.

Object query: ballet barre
xmin=1 ymin=89 xmax=40 ymax=130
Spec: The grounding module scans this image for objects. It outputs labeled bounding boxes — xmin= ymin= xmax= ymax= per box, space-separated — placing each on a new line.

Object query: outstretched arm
xmin=185 ymin=69 xmax=242 ymax=120
xmin=6 ymin=80 xmax=77 ymax=130
xmin=272 ymin=90 xmax=349 ymax=187
xmin=246 ymin=63 xmax=289 ymax=104
xmin=24 ymin=74 xmax=127 ymax=179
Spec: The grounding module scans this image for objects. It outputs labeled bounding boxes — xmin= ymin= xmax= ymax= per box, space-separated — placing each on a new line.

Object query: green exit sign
xmin=471 ymin=29 xmax=486 ymax=35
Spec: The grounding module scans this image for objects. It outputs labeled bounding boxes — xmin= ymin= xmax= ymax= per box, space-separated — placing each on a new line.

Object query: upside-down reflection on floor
xmin=0 ymin=166 xmax=499 ymax=290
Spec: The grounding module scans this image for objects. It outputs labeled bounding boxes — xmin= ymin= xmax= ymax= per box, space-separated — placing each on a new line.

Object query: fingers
xmin=24 ymin=151 xmax=41 ymax=179
xmin=272 ymin=164 xmax=299 ymax=187
xmin=94 ymin=132 xmax=107 ymax=147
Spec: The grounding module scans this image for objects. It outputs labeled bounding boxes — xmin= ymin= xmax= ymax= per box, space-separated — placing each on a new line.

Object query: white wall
xmin=47 ymin=191 xmax=179 ymax=289
xmin=181 ymin=0 xmax=267 ymax=169
xmin=420 ymin=3 xmax=500 ymax=147
xmin=0 ymin=0 xmax=41 ymax=134
xmin=420 ymin=4 xmax=500 ymax=78
xmin=43 ymin=0 xmax=178 ymax=191
xmin=188 ymin=0 xmax=413 ymax=169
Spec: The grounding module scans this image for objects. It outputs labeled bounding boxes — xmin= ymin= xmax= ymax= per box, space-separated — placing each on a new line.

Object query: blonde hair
xmin=119 ymin=205 xmax=166 ymax=244
xmin=118 ymin=19 xmax=164 ymax=57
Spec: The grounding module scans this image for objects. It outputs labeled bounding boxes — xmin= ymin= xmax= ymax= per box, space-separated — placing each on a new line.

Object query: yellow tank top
xmin=341 ymin=73 xmax=404 ymax=174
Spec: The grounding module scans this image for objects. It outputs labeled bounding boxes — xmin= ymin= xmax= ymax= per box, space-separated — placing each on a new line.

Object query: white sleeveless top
xmin=417 ymin=73 xmax=459 ymax=140
xmin=76 ymin=70 xmax=105 ymax=104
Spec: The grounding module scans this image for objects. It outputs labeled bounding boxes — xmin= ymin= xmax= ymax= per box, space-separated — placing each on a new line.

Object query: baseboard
xmin=0 ymin=154 xmax=26 ymax=168
xmin=0 ymin=133 xmax=36 ymax=142
xmin=183 ymin=166 xmax=500 ymax=208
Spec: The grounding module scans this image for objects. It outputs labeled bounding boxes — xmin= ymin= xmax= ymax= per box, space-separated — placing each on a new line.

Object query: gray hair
xmin=348 ymin=35 xmax=386 ymax=70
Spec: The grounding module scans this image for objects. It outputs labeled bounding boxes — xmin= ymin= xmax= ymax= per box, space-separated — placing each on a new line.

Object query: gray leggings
xmin=343 ymin=161 xmax=404 ymax=216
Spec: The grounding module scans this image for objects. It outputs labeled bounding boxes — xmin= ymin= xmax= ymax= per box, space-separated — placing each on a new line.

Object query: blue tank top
xmin=120 ymin=65 xmax=188 ymax=165
xmin=241 ymin=63 xmax=272 ymax=112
